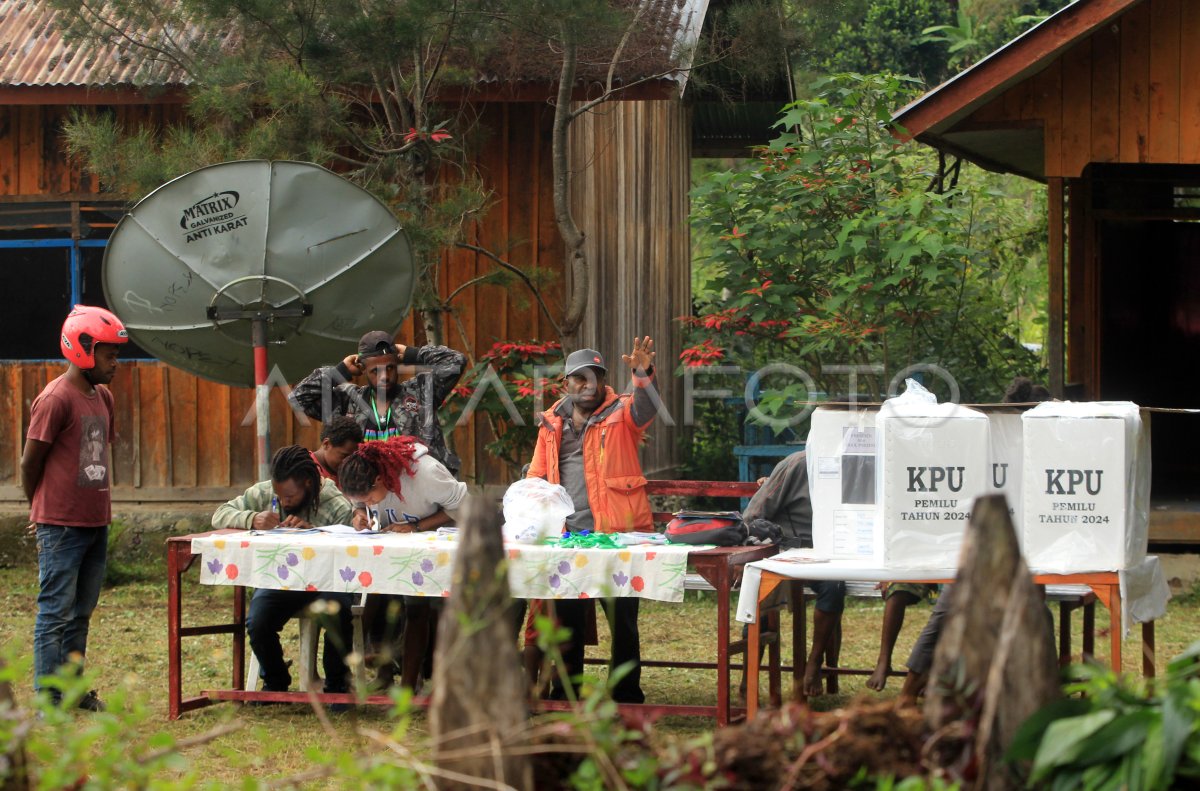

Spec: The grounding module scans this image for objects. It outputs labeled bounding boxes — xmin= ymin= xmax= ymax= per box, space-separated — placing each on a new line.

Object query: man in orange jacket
xmin=526 ymin=336 xmax=657 ymax=703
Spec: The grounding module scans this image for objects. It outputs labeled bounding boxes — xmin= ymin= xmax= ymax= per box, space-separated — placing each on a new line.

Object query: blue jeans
xmin=33 ymin=524 xmax=108 ymax=692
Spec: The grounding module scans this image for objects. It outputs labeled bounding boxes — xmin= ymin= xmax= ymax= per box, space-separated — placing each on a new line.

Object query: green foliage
xmin=920 ymin=1 xmax=1070 ymax=71
xmin=920 ymin=9 xmax=985 ymax=71
xmin=819 ymin=0 xmax=956 ymax=86
xmin=679 ymin=397 xmax=740 ymax=483
xmin=441 ymin=340 xmax=564 ymax=478
xmin=685 ymin=72 xmax=1043 ymax=421
xmin=1008 ymin=642 xmax=1200 ymax=789
xmin=789 ymin=0 xmax=1072 ymax=87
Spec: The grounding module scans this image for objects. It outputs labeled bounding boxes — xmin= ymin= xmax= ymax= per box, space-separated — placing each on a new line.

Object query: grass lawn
xmin=1 ymin=562 xmax=1196 ymax=787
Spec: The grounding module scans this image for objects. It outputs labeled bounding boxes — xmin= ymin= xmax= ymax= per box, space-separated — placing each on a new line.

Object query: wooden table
xmin=742 ymin=565 xmax=1159 ymax=719
xmin=166 ymin=532 xmax=776 ymax=723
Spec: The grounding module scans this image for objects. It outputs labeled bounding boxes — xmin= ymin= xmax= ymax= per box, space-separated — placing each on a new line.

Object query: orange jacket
xmin=526 ymin=375 xmax=656 ymax=533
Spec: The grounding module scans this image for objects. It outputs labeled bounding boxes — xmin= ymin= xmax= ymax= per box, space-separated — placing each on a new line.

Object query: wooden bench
xmin=793 ymin=582 xmax=1098 ymax=694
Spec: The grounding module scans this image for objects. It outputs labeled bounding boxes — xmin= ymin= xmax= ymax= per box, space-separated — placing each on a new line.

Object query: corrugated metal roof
xmin=0 ymin=0 xmax=708 ymax=91
xmin=0 ymin=0 xmax=192 ymax=88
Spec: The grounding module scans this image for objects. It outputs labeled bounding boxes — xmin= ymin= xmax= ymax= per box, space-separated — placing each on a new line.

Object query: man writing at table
xmin=525 ymin=336 xmax=659 ymax=704
xmin=211 ymin=445 xmax=356 ymax=695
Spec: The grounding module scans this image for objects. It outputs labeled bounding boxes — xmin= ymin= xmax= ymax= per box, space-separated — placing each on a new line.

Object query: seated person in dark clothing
xmin=211 ymin=446 xmax=356 ymax=694
xmin=741 ymin=450 xmax=846 ymax=698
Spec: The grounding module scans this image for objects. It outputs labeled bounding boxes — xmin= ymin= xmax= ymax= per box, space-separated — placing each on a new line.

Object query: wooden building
xmin=0 ymin=0 xmax=785 ymax=501
xmin=895 ymin=0 xmax=1200 ymax=542
xmin=0 ymin=0 xmax=792 ymax=501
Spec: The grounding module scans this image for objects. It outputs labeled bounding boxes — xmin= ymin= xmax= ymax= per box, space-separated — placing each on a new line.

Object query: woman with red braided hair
xmin=338 ymin=435 xmax=467 ymax=691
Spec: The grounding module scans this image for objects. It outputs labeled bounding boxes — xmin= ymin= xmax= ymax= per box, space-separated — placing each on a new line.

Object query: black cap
xmin=563 ymin=348 xmax=607 ymax=377
xmin=357 ymin=330 xmax=398 ymax=358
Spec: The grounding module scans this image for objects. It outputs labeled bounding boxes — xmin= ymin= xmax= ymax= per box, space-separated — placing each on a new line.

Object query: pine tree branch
xmin=453 ymin=243 xmax=564 ymax=339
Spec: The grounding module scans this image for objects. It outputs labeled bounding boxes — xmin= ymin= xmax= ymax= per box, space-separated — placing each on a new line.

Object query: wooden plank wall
xmin=0 ymin=103 xmax=187 ymax=196
xmin=0 ymin=360 xmax=319 ymax=501
xmin=567 ymin=98 xmax=690 ymax=477
xmin=966 ymin=0 xmax=1199 ymax=178
xmin=1 ymin=97 xmax=687 ymax=495
xmin=397 ymin=101 xmax=567 ymax=486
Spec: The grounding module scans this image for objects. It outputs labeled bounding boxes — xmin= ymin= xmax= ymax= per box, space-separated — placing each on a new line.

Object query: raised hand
xmin=622 ymin=336 xmax=655 ymax=373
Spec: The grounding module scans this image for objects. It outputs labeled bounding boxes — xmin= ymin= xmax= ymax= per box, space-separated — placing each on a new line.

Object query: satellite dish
xmin=103 ymin=160 xmax=415 ymax=387
xmin=103 ymin=160 xmax=416 ymax=478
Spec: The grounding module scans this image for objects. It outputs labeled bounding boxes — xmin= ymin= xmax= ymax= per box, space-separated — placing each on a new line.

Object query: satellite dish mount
xmin=207 ymin=275 xmax=313 ymax=480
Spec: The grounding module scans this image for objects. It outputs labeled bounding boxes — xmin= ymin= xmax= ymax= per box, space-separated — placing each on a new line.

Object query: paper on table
xmin=313 ymin=524 xmax=363 ymax=535
xmin=832 ymin=509 xmax=877 ymax=557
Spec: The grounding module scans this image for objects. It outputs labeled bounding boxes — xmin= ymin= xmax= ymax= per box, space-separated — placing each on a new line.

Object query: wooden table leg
xmin=1083 ymin=602 xmax=1096 ymax=661
xmin=794 ymin=586 xmax=807 ymax=705
xmin=167 ymin=541 xmax=186 ymax=720
xmin=1142 ymin=621 xmax=1155 ymax=679
xmin=1110 ymin=584 xmax=1122 ymax=674
xmin=746 ymin=573 xmax=782 ymax=719
xmin=790 ymin=582 xmax=803 ymax=700
xmin=713 ymin=562 xmax=731 ymax=727
xmin=233 ymin=586 xmax=246 ymax=690
xmin=746 ymin=612 xmax=761 ymax=717
xmin=1058 ymin=601 xmax=1071 ymax=668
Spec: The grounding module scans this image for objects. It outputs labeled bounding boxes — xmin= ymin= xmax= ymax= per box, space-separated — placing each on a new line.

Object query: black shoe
xmin=612 ymin=689 xmax=645 ymax=705
xmin=77 ymin=690 xmax=106 ymax=712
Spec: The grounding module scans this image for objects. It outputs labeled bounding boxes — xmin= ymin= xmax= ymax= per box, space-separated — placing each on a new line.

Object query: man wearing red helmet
xmin=20 ymin=305 xmax=128 ymax=711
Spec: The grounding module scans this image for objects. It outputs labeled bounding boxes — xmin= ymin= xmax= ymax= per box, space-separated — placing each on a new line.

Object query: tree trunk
xmin=924 ymin=494 xmax=1060 ymax=791
xmin=430 ymin=496 xmax=531 ymax=790
xmin=0 ymin=663 xmax=30 ymax=791
xmin=550 ymin=28 xmax=588 ymax=343
xmin=420 ymin=307 xmax=443 ymax=348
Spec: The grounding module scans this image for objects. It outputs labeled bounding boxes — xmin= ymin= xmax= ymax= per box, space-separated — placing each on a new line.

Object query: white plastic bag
xmin=502 ymin=478 xmax=575 ymax=543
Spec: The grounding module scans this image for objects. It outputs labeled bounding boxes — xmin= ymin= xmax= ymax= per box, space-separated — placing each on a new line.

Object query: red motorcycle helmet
xmin=60 ymin=305 xmax=129 ymax=369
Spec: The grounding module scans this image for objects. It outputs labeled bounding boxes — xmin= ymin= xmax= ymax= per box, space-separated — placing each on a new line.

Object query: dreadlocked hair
xmin=338 ymin=435 xmax=421 ymax=500
xmin=271 ymin=444 xmax=322 ymax=512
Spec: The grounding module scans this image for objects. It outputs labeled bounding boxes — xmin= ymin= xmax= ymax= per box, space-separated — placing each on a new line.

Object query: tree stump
xmin=430 ymin=496 xmax=531 ymax=790
xmin=924 ymin=494 xmax=1060 ymax=790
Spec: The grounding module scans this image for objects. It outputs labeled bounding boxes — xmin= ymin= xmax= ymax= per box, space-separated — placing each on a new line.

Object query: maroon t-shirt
xmin=27 ymin=375 xmax=116 ymax=527
xmin=310 ymin=450 xmax=338 ymax=487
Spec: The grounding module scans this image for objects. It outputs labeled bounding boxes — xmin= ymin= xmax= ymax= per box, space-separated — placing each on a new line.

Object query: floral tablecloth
xmin=193 ymin=531 xmax=696 ymax=602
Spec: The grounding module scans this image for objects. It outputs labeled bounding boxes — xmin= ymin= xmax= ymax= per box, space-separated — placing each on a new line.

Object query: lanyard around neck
xmin=370 ymin=398 xmax=393 ymax=433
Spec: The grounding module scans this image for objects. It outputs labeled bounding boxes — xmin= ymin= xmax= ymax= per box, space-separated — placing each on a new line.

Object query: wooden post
xmin=430 ymin=496 xmax=531 ymax=790
xmin=1048 ymin=178 xmax=1065 ymax=397
xmin=925 ymin=495 xmax=1061 ymax=790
